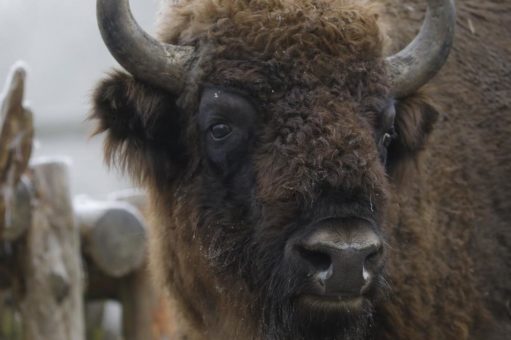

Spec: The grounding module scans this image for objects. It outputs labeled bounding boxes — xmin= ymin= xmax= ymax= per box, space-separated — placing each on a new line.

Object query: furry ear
xmin=90 ymin=70 xmax=187 ymax=185
xmin=386 ymin=91 xmax=439 ymax=176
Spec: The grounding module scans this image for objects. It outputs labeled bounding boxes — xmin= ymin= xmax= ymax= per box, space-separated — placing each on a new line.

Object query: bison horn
xmin=386 ymin=0 xmax=456 ymax=98
xmin=97 ymin=0 xmax=194 ymax=94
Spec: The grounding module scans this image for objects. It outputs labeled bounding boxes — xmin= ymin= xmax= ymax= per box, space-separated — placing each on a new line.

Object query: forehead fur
xmin=157 ymin=0 xmax=390 ymax=208
xmin=158 ymin=0 xmax=383 ymax=61
xmin=157 ymin=0 xmax=387 ymax=103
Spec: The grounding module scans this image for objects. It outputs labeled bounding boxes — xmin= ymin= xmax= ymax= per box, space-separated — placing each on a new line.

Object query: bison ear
xmin=386 ymin=91 xmax=439 ymax=177
xmin=90 ymin=70 xmax=187 ymax=185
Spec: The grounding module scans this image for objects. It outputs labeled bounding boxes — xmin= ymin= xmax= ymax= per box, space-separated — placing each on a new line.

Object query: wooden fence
xmin=0 ymin=64 xmax=178 ymax=339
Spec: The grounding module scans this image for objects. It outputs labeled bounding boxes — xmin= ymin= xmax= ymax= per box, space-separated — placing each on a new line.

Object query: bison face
xmin=193 ymin=79 xmax=391 ymax=339
xmin=91 ymin=70 xmax=412 ymax=339
xmin=92 ymin=0 xmax=454 ymax=339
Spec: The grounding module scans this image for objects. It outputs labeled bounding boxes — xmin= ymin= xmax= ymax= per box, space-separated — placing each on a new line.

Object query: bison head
xmin=91 ymin=0 xmax=454 ymax=339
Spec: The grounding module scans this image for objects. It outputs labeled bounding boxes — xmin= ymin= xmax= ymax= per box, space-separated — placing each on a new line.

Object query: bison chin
xmin=204 ymin=222 xmax=384 ymax=339
xmin=263 ymin=294 xmax=374 ymax=340
xmin=259 ymin=264 xmax=379 ymax=340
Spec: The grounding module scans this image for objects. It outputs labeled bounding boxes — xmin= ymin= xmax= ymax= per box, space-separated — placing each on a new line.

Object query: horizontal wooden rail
xmin=75 ymin=197 xmax=147 ymax=278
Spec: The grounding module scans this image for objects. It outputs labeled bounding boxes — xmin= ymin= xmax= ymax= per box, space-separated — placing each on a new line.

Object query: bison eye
xmin=382 ymin=131 xmax=395 ymax=148
xmin=210 ymin=123 xmax=232 ymax=140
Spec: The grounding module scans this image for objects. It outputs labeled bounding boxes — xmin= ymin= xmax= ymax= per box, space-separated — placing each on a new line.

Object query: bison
xmin=91 ymin=0 xmax=511 ymax=339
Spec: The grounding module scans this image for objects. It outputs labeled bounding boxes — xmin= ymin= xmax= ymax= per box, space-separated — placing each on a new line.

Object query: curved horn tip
xmin=387 ymin=0 xmax=456 ymax=98
xmin=96 ymin=0 xmax=193 ymax=94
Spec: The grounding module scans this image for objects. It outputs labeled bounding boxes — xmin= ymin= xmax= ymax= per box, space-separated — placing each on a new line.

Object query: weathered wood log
xmin=112 ymin=190 xmax=181 ymax=340
xmin=0 ymin=179 xmax=31 ymax=291
xmin=19 ymin=160 xmax=84 ymax=340
xmin=0 ymin=63 xmax=34 ymax=234
xmin=1 ymin=176 xmax=32 ymax=242
xmin=75 ymin=197 xmax=146 ymax=278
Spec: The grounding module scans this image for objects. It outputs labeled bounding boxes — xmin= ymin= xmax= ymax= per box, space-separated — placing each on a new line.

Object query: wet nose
xmin=288 ymin=220 xmax=382 ymax=296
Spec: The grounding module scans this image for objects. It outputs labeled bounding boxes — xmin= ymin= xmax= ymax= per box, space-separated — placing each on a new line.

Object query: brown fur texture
xmin=91 ymin=0 xmax=511 ymax=339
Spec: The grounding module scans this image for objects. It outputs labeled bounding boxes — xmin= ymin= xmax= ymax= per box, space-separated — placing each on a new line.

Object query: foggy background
xmin=0 ymin=0 xmax=162 ymax=197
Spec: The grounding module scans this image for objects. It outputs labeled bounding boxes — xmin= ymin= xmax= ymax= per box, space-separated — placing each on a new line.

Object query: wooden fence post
xmin=112 ymin=191 xmax=181 ymax=340
xmin=0 ymin=62 xmax=33 ymax=240
xmin=19 ymin=160 xmax=84 ymax=340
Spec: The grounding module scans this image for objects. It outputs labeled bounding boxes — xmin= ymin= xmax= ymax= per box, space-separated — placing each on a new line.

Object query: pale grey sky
xmin=0 ymin=0 xmax=159 ymax=129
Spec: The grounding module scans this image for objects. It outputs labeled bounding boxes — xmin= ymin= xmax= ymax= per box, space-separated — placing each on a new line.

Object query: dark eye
xmin=210 ymin=123 xmax=232 ymax=140
xmin=382 ymin=133 xmax=392 ymax=148
xmin=383 ymin=126 xmax=397 ymax=147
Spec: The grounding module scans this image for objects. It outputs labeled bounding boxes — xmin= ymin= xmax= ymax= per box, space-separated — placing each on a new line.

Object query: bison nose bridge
xmin=289 ymin=221 xmax=382 ymax=296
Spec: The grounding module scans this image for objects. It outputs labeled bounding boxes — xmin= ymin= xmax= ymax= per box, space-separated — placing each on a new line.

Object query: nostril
xmin=296 ymin=246 xmax=331 ymax=272
xmin=364 ymin=245 xmax=383 ymax=266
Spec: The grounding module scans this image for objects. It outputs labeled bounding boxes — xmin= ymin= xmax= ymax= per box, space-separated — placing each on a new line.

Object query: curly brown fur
xmin=91 ymin=0 xmax=511 ymax=339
